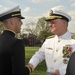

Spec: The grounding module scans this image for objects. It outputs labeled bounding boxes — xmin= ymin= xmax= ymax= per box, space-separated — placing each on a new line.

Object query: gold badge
xmin=63 ymin=59 xmax=68 ymax=64
xmin=49 ymin=10 xmax=53 ymax=16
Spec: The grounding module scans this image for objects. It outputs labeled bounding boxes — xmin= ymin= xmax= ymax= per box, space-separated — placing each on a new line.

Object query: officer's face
xmin=12 ymin=17 xmax=23 ymax=33
xmin=49 ymin=19 xmax=67 ymax=36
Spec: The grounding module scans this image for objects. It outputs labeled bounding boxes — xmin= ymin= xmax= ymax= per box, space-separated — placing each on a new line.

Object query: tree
xmin=22 ymin=17 xmax=54 ymax=42
xmin=38 ymin=28 xmax=53 ymax=42
xmin=22 ymin=22 xmax=37 ymax=35
xmin=35 ymin=17 xmax=54 ymax=42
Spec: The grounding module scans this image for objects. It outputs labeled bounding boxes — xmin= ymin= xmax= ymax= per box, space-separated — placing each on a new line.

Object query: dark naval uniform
xmin=0 ymin=30 xmax=30 ymax=75
xmin=65 ymin=51 xmax=75 ymax=75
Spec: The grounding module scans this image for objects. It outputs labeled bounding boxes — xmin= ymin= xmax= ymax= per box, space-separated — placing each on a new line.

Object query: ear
xmin=9 ymin=18 xmax=14 ymax=25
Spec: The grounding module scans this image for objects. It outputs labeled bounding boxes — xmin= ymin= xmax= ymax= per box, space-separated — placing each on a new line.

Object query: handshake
xmin=25 ymin=64 xmax=34 ymax=75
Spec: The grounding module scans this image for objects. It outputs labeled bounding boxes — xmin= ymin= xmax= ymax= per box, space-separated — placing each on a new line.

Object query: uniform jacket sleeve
xmin=10 ymin=39 xmax=30 ymax=75
xmin=29 ymin=40 xmax=46 ymax=68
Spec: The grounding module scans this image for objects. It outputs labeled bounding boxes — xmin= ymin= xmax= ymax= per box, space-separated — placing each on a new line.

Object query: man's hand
xmin=26 ymin=63 xmax=34 ymax=72
xmin=51 ymin=70 xmax=60 ymax=75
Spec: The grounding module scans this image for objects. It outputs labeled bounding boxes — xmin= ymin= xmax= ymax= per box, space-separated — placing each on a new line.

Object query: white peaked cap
xmin=0 ymin=5 xmax=25 ymax=21
xmin=45 ymin=7 xmax=71 ymax=22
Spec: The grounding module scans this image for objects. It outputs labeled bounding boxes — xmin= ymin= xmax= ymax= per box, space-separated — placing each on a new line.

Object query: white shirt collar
xmin=56 ymin=31 xmax=71 ymax=39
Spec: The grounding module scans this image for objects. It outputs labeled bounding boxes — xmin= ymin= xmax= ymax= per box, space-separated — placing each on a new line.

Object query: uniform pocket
xmin=46 ymin=47 xmax=53 ymax=54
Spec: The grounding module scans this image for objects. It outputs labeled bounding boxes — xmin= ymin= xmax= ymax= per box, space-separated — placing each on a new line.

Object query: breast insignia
xmin=63 ymin=59 xmax=68 ymax=64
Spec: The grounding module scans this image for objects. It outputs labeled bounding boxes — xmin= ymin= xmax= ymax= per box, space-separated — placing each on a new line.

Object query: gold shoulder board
xmin=47 ymin=35 xmax=55 ymax=39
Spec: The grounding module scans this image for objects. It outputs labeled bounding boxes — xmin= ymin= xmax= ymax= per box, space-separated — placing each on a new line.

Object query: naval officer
xmin=27 ymin=7 xmax=75 ymax=75
xmin=0 ymin=6 xmax=32 ymax=75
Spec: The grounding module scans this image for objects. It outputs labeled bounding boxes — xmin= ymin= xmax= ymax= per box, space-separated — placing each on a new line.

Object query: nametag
xmin=46 ymin=47 xmax=53 ymax=50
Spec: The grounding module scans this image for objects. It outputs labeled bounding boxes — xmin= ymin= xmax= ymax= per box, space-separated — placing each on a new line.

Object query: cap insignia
xmin=49 ymin=10 xmax=53 ymax=16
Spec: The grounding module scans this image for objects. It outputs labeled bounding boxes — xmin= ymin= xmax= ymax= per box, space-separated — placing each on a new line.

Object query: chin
xmin=51 ymin=30 xmax=54 ymax=33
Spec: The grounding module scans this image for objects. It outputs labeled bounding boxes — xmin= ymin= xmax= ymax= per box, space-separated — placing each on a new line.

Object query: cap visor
xmin=19 ymin=16 xmax=25 ymax=19
xmin=45 ymin=18 xmax=56 ymax=21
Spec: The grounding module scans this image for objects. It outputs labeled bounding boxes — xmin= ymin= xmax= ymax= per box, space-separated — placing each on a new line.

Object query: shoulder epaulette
xmin=47 ymin=35 xmax=55 ymax=39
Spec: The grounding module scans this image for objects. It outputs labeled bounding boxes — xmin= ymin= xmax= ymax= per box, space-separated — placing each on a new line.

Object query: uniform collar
xmin=57 ymin=31 xmax=71 ymax=39
xmin=4 ymin=29 xmax=16 ymax=34
xmin=3 ymin=30 xmax=16 ymax=37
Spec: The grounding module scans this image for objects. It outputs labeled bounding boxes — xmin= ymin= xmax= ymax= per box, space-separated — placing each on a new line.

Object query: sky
xmin=0 ymin=0 xmax=75 ymax=33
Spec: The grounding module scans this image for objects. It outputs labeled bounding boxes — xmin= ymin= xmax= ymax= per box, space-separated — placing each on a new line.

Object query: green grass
xmin=25 ymin=46 xmax=47 ymax=75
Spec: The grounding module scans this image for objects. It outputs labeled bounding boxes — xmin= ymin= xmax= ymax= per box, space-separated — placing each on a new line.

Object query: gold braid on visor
xmin=47 ymin=16 xmax=62 ymax=19
xmin=12 ymin=14 xmax=21 ymax=17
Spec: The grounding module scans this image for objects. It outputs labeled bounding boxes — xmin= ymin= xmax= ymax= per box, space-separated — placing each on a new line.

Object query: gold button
xmin=54 ymin=59 xmax=56 ymax=62
xmin=56 ymin=50 xmax=58 ymax=52
xmin=58 ymin=40 xmax=60 ymax=42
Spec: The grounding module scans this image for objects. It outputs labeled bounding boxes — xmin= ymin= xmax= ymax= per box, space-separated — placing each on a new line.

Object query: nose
xmin=49 ymin=23 xmax=52 ymax=28
xmin=21 ymin=20 xmax=23 ymax=25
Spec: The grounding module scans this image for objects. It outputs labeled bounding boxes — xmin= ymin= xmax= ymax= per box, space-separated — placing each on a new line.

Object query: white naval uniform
xmin=29 ymin=31 xmax=75 ymax=75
